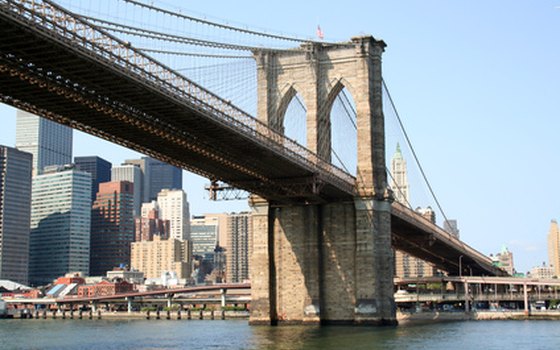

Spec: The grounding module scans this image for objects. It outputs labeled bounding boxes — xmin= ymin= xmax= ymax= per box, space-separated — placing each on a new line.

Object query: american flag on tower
xmin=316 ymin=25 xmax=324 ymax=40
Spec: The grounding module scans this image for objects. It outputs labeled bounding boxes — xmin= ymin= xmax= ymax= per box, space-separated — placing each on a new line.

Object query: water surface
xmin=1 ymin=319 xmax=559 ymax=349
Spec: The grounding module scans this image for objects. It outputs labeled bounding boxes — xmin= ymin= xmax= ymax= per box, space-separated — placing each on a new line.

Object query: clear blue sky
xmin=1 ymin=0 xmax=559 ymax=274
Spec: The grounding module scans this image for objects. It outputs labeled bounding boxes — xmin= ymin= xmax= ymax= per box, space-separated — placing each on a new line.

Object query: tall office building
xmin=74 ymin=156 xmax=112 ymax=202
xmin=390 ymin=143 xmax=409 ymax=205
xmin=190 ymin=215 xmax=218 ymax=259
xmin=131 ymin=236 xmax=191 ymax=279
xmin=111 ymin=164 xmax=142 ymax=216
xmin=0 ymin=146 xmax=32 ymax=284
xmin=15 ymin=110 xmax=72 ymax=175
xmin=190 ymin=214 xmax=219 ymax=283
xmin=90 ymin=181 xmax=135 ymax=276
xmin=157 ymin=189 xmax=190 ymax=241
xmin=490 ymin=246 xmax=514 ymax=275
xmin=391 ymin=144 xmax=436 ymax=278
xmin=125 ymin=157 xmax=182 ymax=202
xmin=548 ymin=219 xmax=560 ymax=277
xmin=29 ymin=165 xmax=91 ymax=286
xmin=225 ymin=212 xmax=251 ymax=283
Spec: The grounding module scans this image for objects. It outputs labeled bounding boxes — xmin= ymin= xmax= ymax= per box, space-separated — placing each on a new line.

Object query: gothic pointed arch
xmin=276 ymin=84 xmax=299 ymax=132
xmin=324 ymin=79 xmax=358 ymax=175
xmin=277 ymin=84 xmax=307 ymax=147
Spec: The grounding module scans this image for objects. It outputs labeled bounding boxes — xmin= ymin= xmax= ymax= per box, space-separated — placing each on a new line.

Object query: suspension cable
xmin=121 ymin=0 xmax=317 ymax=44
xmin=337 ymin=92 xmax=357 ymax=129
xmin=382 ymin=78 xmax=451 ymax=225
xmin=386 ymin=166 xmax=414 ymax=210
xmin=82 ymin=15 xmax=282 ymax=51
xmin=332 ymin=149 xmax=352 ymax=174
xmin=334 ymin=89 xmax=410 ymax=206
xmin=137 ymin=48 xmax=254 ymax=59
xmin=296 ymin=92 xmax=356 ymax=171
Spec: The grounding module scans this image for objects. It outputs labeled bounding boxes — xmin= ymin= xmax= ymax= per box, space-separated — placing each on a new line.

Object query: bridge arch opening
xmin=279 ymin=86 xmax=308 ymax=148
xmin=325 ymin=81 xmax=357 ymax=176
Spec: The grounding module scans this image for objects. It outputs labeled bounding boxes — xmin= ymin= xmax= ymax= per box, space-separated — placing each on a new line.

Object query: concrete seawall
xmin=12 ymin=309 xmax=250 ymax=320
xmin=398 ymin=311 xmax=560 ymax=324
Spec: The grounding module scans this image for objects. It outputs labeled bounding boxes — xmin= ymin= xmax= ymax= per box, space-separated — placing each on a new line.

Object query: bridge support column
xmin=352 ymin=198 xmax=396 ymax=324
xmin=249 ymin=197 xmax=321 ymax=325
xmin=220 ymin=289 xmax=227 ymax=309
xmin=249 ymin=197 xmax=396 ymax=325
xmin=249 ymin=197 xmax=275 ymax=325
xmin=464 ymin=281 xmax=470 ymax=313
xmin=126 ymin=297 xmax=132 ymax=314
xmin=523 ymin=283 xmax=529 ymax=316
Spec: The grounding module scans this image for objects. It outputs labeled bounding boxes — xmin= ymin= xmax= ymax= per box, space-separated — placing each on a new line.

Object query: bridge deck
xmin=0 ymin=0 xmax=354 ymax=203
xmin=391 ymin=202 xmax=507 ymax=277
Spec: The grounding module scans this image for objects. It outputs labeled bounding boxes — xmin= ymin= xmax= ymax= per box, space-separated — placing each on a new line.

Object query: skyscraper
xmin=390 ymin=144 xmax=436 ymax=278
xmin=74 ymin=156 xmax=112 ymax=202
xmin=90 ymin=181 xmax=135 ymax=276
xmin=548 ymin=219 xmax=560 ymax=277
xmin=190 ymin=215 xmax=219 ymax=259
xmin=226 ymin=212 xmax=251 ymax=283
xmin=111 ymin=164 xmax=142 ymax=216
xmin=157 ymin=189 xmax=190 ymax=241
xmin=190 ymin=214 xmax=219 ymax=283
xmin=0 ymin=146 xmax=32 ymax=285
xmin=390 ymin=143 xmax=409 ymax=205
xmin=29 ymin=165 xmax=91 ymax=286
xmin=125 ymin=157 xmax=182 ymax=202
xmin=15 ymin=110 xmax=72 ymax=175
xmin=490 ymin=246 xmax=514 ymax=275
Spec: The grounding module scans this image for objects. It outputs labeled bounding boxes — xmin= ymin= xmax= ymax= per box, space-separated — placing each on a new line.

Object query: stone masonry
xmin=250 ymin=36 xmax=396 ymax=325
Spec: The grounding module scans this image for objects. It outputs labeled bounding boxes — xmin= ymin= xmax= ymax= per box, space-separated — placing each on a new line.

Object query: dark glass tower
xmin=74 ymin=156 xmax=112 ymax=203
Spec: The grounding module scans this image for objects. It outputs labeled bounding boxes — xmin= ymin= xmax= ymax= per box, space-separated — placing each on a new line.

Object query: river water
xmin=1 ymin=319 xmax=559 ymax=349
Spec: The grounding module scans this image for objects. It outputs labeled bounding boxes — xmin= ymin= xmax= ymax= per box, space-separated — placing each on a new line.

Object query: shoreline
xmin=6 ymin=309 xmax=250 ymax=321
xmin=7 ymin=309 xmax=560 ymax=323
xmin=397 ymin=310 xmax=560 ymax=324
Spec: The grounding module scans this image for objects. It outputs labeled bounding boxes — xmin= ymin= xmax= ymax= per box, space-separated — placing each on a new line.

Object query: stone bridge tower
xmin=250 ymin=36 xmax=395 ymax=325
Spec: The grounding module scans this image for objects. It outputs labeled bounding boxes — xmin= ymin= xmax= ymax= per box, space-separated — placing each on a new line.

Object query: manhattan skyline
xmin=1 ymin=1 xmax=559 ymax=274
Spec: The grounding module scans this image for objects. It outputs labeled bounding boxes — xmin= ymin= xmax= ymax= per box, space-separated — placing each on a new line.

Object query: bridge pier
xmin=249 ymin=197 xmax=395 ymax=325
xmin=250 ymin=35 xmax=395 ymax=326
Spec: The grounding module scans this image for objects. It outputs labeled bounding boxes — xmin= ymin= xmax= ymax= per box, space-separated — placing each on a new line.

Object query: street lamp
xmin=459 ymin=255 xmax=464 ymax=277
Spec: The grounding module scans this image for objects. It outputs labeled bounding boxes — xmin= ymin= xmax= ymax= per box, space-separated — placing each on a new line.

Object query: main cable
xmin=121 ymin=0 xmax=321 ymax=44
xmin=82 ymin=16 xmax=281 ymax=51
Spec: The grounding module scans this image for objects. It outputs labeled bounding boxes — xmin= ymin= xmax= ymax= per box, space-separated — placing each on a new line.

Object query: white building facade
xmin=157 ymin=189 xmax=190 ymax=241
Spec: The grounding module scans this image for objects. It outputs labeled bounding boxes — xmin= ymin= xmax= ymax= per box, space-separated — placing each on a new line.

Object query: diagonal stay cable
xmin=382 ymin=78 xmax=451 ymax=226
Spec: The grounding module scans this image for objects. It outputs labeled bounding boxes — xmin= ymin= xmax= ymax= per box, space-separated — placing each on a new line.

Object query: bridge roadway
xmin=0 ymin=0 xmax=355 ymax=203
xmin=0 ymin=0 xmax=504 ymax=277
xmin=3 ymin=283 xmax=251 ymax=305
xmin=391 ymin=203 xmax=507 ymax=276
xmin=394 ymin=276 xmax=560 ymax=313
